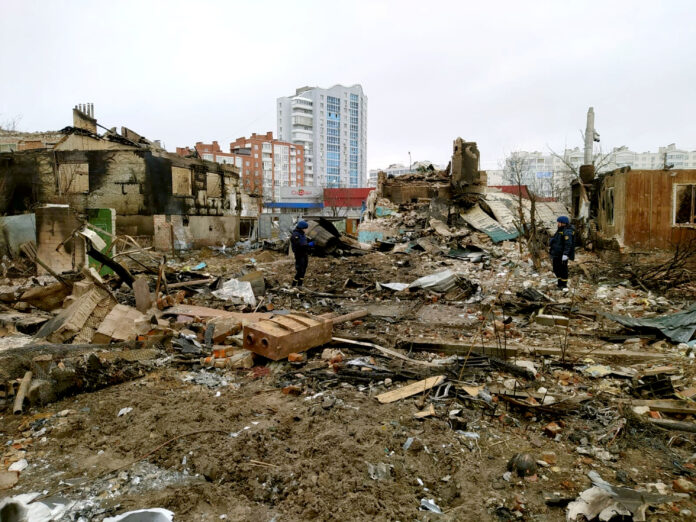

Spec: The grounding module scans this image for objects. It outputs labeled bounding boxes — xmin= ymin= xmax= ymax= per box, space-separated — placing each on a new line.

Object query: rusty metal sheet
xmin=243 ymin=313 xmax=333 ymax=360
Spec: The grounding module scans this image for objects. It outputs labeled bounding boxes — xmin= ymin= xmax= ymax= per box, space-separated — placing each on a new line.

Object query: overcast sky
xmin=1 ymin=0 xmax=695 ymax=171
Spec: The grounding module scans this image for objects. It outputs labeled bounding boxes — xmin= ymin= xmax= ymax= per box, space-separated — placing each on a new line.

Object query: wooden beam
xmin=621 ymin=399 xmax=696 ymax=415
xmin=396 ymin=339 xmax=671 ymax=362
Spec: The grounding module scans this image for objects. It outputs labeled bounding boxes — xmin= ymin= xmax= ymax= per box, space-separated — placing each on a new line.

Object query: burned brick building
xmin=0 ymin=106 xmax=242 ymax=250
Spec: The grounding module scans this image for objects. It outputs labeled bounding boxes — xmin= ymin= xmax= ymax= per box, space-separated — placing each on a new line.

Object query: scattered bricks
xmin=208 ymin=316 xmax=243 ymax=344
xmin=673 ymin=478 xmax=696 ymax=493
xmin=282 ymin=385 xmax=302 ymax=396
xmin=288 ymin=352 xmax=305 ymax=363
xmin=156 ymin=290 xmax=186 ymax=310
xmin=541 ymin=451 xmax=557 ymax=465
xmin=543 ymin=421 xmax=563 ymax=438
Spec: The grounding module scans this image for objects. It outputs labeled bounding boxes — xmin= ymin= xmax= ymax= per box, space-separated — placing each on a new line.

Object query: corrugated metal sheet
xmin=484 ymin=192 xmax=568 ymax=234
xmin=483 ymin=194 xmax=519 ymax=234
xmin=460 ymin=205 xmax=518 ymax=242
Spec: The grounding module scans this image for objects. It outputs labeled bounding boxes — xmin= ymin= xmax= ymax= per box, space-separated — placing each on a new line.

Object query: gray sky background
xmin=1 ymin=0 xmax=695 ymax=172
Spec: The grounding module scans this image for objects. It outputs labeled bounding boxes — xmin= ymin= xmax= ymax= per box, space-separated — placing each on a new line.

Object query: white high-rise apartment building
xmin=488 ymin=144 xmax=696 ymax=197
xmin=277 ymin=84 xmax=367 ymax=188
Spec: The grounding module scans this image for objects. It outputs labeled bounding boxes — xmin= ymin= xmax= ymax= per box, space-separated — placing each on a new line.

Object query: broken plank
xmin=164 ymin=305 xmax=269 ymax=324
xmin=414 ymin=403 xmax=436 ymax=418
xmin=396 ymin=338 xmax=671 ymax=362
xmin=332 ymin=337 xmax=442 ymax=368
xmin=647 ymin=418 xmax=696 ymax=433
xmin=166 ymin=278 xmax=217 ymax=290
xmin=621 ymin=399 xmax=696 ymax=415
xmin=375 ymin=375 xmax=445 ymax=404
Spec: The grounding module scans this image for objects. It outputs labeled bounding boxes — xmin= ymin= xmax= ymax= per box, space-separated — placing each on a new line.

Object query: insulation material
xmin=460 ymin=205 xmax=518 ymax=243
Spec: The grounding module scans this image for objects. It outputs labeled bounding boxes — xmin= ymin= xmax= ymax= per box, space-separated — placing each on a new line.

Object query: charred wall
xmin=0 ymin=148 xmax=239 ymax=219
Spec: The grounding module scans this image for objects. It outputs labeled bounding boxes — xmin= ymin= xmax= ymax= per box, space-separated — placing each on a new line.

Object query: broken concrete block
xmin=133 ymin=276 xmax=152 ymax=313
xmin=207 ymin=316 xmax=243 ymax=344
xmin=20 ymin=282 xmax=71 ymax=312
xmin=535 ymin=314 xmax=569 ymax=327
xmin=93 ymin=304 xmax=148 ymax=343
xmin=27 ymin=379 xmax=55 ymax=405
xmin=0 ymin=470 xmax=19 ymax=490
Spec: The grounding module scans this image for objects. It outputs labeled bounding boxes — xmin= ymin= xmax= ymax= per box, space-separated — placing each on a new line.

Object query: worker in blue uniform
xmin=549 ymin=216 xmax=575 ymax=291
xmin=290 ymin=220 xmax=314 ymax=287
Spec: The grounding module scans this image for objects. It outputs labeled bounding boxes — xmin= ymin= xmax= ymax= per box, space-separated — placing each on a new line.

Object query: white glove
xmin=562 ymin=255 xmax=568 ymax=262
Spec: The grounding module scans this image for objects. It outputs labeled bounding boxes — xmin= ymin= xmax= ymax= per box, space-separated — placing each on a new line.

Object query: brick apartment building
xmin=177 ymin=132 xmax=304 ymax=201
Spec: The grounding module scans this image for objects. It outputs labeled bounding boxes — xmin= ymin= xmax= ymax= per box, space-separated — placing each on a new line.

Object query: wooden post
xmin=13 ymin=371 xmax=32 ymax=415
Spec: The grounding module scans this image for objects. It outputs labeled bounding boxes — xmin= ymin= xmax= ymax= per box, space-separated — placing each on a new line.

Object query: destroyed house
xmin=584 ymin=167 xmax=696 ymax=250
xmin=0 ymin=106 xmax=242 ymax=249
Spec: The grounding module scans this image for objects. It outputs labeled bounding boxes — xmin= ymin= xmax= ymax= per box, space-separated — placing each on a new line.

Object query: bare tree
xmin=502 ymin=152 xmax=546 ymax=268
xmin=0 ymin=114 xmax=22 ymax=132
xmin=502 ymin=151 xmax=530 ymax=240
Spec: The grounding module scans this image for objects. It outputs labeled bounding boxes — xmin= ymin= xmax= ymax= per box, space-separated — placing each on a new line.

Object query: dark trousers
xmin=293 ymin=254 xmax=308 ymax=286
xmin=552 ymin=257 xmax=568 ymax=288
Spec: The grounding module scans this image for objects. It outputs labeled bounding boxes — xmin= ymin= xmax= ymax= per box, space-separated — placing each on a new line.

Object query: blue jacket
xmin=549 ymin=225 xmax=575 ymax=260
xmin=290 ymin=228 xmax=309 ymax=256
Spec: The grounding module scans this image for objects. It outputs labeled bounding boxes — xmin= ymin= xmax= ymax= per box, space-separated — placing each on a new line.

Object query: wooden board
xmin=414 ymin=404 xmax=436 ymax=418
xmin=164 ymin=305 xmax=268 ymax=325
xmin=376 ymin=375 xmax=445 ymax=404
xmin=397 ymin=338 xmax=671 ymax=362
xmin=621 ymin=399 xmax=696 ymax=415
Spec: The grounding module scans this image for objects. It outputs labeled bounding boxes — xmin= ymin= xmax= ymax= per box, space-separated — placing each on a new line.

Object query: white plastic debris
xmin=212 ymin=278 xmax=256 ymax=306
xmin=420 ymin=498 xmax=443 ymax=514
xmin=377 ymin=282 xmax=409 ymax=292
xmin=408 ymin=269 xmax=458 ymax=292
xmin=118 ymin=407 xmax=133 ymax=417
xmin=8 ymin=459 xmax=27 ymax=472
xmin=104 ymin=508 xmax=175 ymax=522
xmin=0 ymin=493 xmax=77 ymax=522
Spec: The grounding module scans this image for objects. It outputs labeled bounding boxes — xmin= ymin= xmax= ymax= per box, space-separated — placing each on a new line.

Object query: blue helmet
xmin=296 ymin=220 xmax=309 ymax=229
xmin=557 ymin=216 xmax=570 ymax=225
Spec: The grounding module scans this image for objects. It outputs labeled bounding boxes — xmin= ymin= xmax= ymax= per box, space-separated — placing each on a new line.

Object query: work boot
xmin=291 ymin=279 xmax=297 ymax=287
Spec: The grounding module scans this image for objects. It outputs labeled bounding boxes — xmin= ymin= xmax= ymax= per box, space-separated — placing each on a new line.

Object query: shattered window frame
xmin=674 ymin=183 xmax=696 ymax=226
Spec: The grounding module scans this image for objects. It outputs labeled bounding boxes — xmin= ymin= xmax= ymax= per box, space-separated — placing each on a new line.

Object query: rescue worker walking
xmin=549 ymin=216 xmax=575 ymax=291
xmin=290 ymin=220 xmax=314 ymax=287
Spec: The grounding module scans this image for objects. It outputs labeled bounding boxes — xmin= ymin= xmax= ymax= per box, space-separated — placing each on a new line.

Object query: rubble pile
xmin=2 ymin=171 xmax=696 ymax=519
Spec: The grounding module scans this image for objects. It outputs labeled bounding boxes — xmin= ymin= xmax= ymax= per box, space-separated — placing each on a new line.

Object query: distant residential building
xmin=277 ymin=84 xmax=367 ymax=188
xmin=494 ymin=144 xmax=696 ymax=198
xmin=178 ymin=132 xmax=304 ymax=201
xmin=367 ymin=160 xmax=444 ymax=187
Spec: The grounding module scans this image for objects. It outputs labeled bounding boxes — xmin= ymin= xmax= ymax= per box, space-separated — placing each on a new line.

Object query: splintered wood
xmin=375 ymin=375 xmax=445 ymax=404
